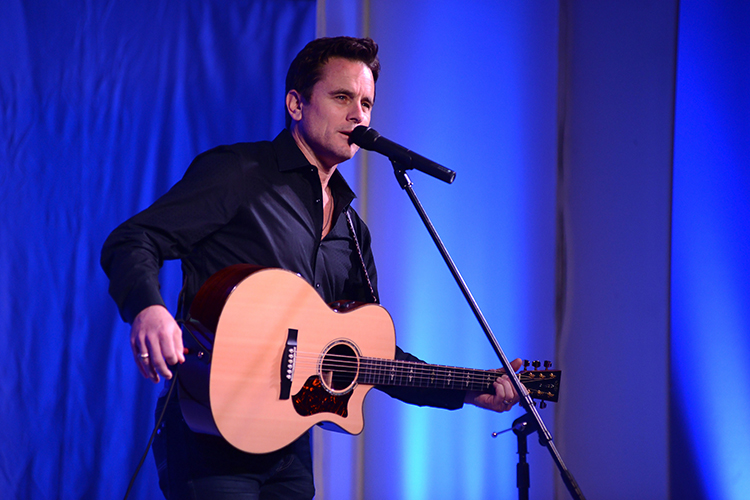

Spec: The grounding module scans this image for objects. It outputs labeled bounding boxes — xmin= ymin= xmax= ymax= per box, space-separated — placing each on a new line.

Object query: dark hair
xmin=285 ymin=36 xmax=380 ymax=127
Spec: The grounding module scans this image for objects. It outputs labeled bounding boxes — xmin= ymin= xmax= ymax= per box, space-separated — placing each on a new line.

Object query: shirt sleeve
xmin=100 ymin=147 xmax=248 ymax=324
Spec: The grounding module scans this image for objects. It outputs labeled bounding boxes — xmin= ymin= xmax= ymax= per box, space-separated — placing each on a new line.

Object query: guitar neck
xmin=358 ymin=358 xmax=499 ymax=393
xmin=356 ymin=357 xmax=561 ymax=403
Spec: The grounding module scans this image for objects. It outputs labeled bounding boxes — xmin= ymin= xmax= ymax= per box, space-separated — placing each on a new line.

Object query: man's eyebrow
xmin=329 ymin=88 xmax=355 ymax=97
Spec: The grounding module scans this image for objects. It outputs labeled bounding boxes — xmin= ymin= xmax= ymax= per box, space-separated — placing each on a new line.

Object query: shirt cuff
xmin=121 ymin=279 xmax=166 ymax=324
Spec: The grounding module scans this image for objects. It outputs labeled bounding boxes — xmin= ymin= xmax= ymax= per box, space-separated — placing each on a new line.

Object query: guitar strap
xmin=345 ymin=207 xmax=378 ymax=304
xmin=177 ymin=274 xmax=187 ymax=321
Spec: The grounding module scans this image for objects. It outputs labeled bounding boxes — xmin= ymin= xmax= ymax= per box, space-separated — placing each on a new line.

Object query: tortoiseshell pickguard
xmin=292 ymin=376 xmax=352 ymax=418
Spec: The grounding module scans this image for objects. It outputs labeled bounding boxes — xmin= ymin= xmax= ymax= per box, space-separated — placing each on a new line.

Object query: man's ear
xmin=286 ymin=90 xmax=303 ymax=124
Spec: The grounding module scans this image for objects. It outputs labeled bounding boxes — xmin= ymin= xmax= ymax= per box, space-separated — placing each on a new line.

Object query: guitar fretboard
xmin=358 ymin=358 xmax=498 ymax=392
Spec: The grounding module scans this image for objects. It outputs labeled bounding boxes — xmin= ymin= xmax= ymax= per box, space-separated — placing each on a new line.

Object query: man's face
xmin=288 ymin=57 xmax=375 ymax=170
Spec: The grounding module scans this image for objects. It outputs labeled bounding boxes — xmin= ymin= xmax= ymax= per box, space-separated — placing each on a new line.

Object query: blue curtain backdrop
xmin=0 ymin=1 xmax=315 ymax=498
xmin=3 ymin=0 xmax=750 ymax=499
xmin=671 ymin=1 xmax=750 ymax=498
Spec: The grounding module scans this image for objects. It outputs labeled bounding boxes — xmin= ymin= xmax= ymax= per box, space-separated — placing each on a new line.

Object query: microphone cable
xmin=121 ymin=369 xmax=179 ymax=500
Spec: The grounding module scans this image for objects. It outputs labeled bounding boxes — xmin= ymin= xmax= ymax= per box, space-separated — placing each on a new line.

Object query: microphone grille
xmin=349 ymin=126 xmax=380 ymax=150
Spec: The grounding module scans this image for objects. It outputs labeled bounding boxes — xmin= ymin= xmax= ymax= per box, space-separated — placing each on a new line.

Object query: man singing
xmin=102 ymin=36 xmax=521 ymax=499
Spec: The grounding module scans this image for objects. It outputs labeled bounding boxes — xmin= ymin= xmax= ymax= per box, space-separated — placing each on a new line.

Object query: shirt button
xmin=315 ymin=283 xmax=321 ymax=288
xmin=315 ymin=199 xmax=321 ymax=203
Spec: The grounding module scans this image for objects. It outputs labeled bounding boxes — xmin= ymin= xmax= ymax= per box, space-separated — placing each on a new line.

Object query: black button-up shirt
xmin=101 ymin=129 xmax=464 ymax=410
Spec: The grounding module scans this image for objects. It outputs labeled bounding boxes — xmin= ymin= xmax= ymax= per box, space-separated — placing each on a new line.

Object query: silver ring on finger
xmin=139 ymin=353 xmax=150 ymax=359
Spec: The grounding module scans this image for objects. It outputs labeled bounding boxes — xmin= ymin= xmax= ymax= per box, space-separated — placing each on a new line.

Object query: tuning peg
xmin=544 ymin=360 xmax=552 ymax=370
xmin=523 ymin=359 xmax=530 ymax=370
xmin=532 ymin=360 xmax=541 ymax=370
xmin=540 ymin=401 xmax=547 ymax=409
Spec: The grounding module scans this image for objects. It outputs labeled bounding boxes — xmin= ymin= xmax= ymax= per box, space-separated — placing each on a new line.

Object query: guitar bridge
xmin=279 ymin=328 xmax=298 ymax=400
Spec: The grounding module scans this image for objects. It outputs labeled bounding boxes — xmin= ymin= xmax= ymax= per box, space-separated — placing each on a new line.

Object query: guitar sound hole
xmin=320 ymin=342 xmax=359 ymax=395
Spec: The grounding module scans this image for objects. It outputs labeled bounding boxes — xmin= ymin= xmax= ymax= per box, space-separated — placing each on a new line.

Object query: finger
xmin=132 ymin=333 xmax=162 ymax=383
xmin=510 ymin=358 xmax=523 ymax=372
xmin=494 ymin=377 xmax=518 ymax=408
xmin=136 ymin=338 xmax=160 ymax=383
xmin=147 ymin=340 xmax=173 ymax=381
xmin=159 ymin=320 xmax=184 ymax=366
xmin=493 ymin=380 xmax=509 ymax=406
xmin=143 ymin=353 xmax=161 ymax=383
xmin=499 ymin=375 xmax=520 ymax=404
xmin=496 ymin=358 xmax=523 ymax=375
xmin=135 ymin=352 xmax=150 ymax=379
xmin=175 ymin=323 xmax=185 ymax=364
xmin=131 ymin=337 xmax=152 ymax=380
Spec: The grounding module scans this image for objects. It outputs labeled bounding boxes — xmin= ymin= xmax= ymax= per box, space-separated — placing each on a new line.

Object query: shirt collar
xmin=272 ymin=129 xmax=357 ymax=206
xmin=273 ymin=128 xmax=312 ymax=172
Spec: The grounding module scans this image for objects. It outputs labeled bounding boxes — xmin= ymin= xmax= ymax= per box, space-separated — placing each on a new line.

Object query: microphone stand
xmin=389 ymin=160 xmax=585 ymax=500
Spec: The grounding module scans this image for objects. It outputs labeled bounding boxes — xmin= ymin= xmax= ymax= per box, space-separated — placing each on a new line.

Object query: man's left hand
xmin=464 ymin=358 xmax=524 ymax=412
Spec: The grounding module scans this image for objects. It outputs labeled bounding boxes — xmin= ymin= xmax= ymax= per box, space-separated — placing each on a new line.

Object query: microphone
xmin=349 ymin=126 xmax=456 ymax=184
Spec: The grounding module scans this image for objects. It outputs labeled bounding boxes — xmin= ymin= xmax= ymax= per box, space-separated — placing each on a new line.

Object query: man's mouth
xmin=341 ymin=130 xmax=356 ymax=145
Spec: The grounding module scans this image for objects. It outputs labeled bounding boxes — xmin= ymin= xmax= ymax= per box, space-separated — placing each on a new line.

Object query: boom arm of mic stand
xmin=390 ymin=161 xmax=586 ymax=500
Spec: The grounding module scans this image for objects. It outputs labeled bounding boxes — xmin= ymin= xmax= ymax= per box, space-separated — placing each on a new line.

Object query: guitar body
xmin=178 ymin=265 xmax=562 ymax=454
xmin=178 ymin=265 xmax=397 ymax=454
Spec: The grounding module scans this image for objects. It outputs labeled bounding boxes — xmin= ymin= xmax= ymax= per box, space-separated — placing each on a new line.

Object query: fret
xmin=371 ymin=358 xmax=379 ymax=385
xmin=396 ymin=361 xmax=406 ymax=386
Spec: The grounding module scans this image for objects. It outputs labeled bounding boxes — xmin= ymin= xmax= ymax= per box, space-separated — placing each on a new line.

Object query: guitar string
xmin=291 ymin=361 xmax=498 ymax=385
xmin=286 ymin=363 xmax=545 ymax=393
xmin=290 ymin=351 xmax=515 ymax=375
xmin=293 ymin=368 xmax=500 ymax=388
xmin=290 ymin=352 xmax=500 ymax=377
xmin=290 ymin=353 xmax=527 ymax=380
xmin=294 ymin=371 xmax=550 ymax=392
xmin=297 ymin=352 xmax=557 ymax=381
xmin=284 ymin=351 xmax=546 ymax=386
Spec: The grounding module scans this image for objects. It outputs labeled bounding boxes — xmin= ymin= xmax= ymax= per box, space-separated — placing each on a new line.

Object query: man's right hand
xmin=130 ymin=305 xmax=186 ymax=383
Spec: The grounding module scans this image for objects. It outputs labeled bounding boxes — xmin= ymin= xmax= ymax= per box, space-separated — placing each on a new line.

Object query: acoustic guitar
xmin=177 ymin=264 xmax=560 ymax=454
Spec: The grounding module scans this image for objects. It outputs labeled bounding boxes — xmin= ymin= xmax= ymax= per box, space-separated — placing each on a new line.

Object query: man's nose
xmin=348 ymin=103 xmax=366 ymax=124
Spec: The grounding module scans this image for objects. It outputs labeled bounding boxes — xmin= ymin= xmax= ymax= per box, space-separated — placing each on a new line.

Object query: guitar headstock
xmin=518 ymin=359 xmax=561 ymax=407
